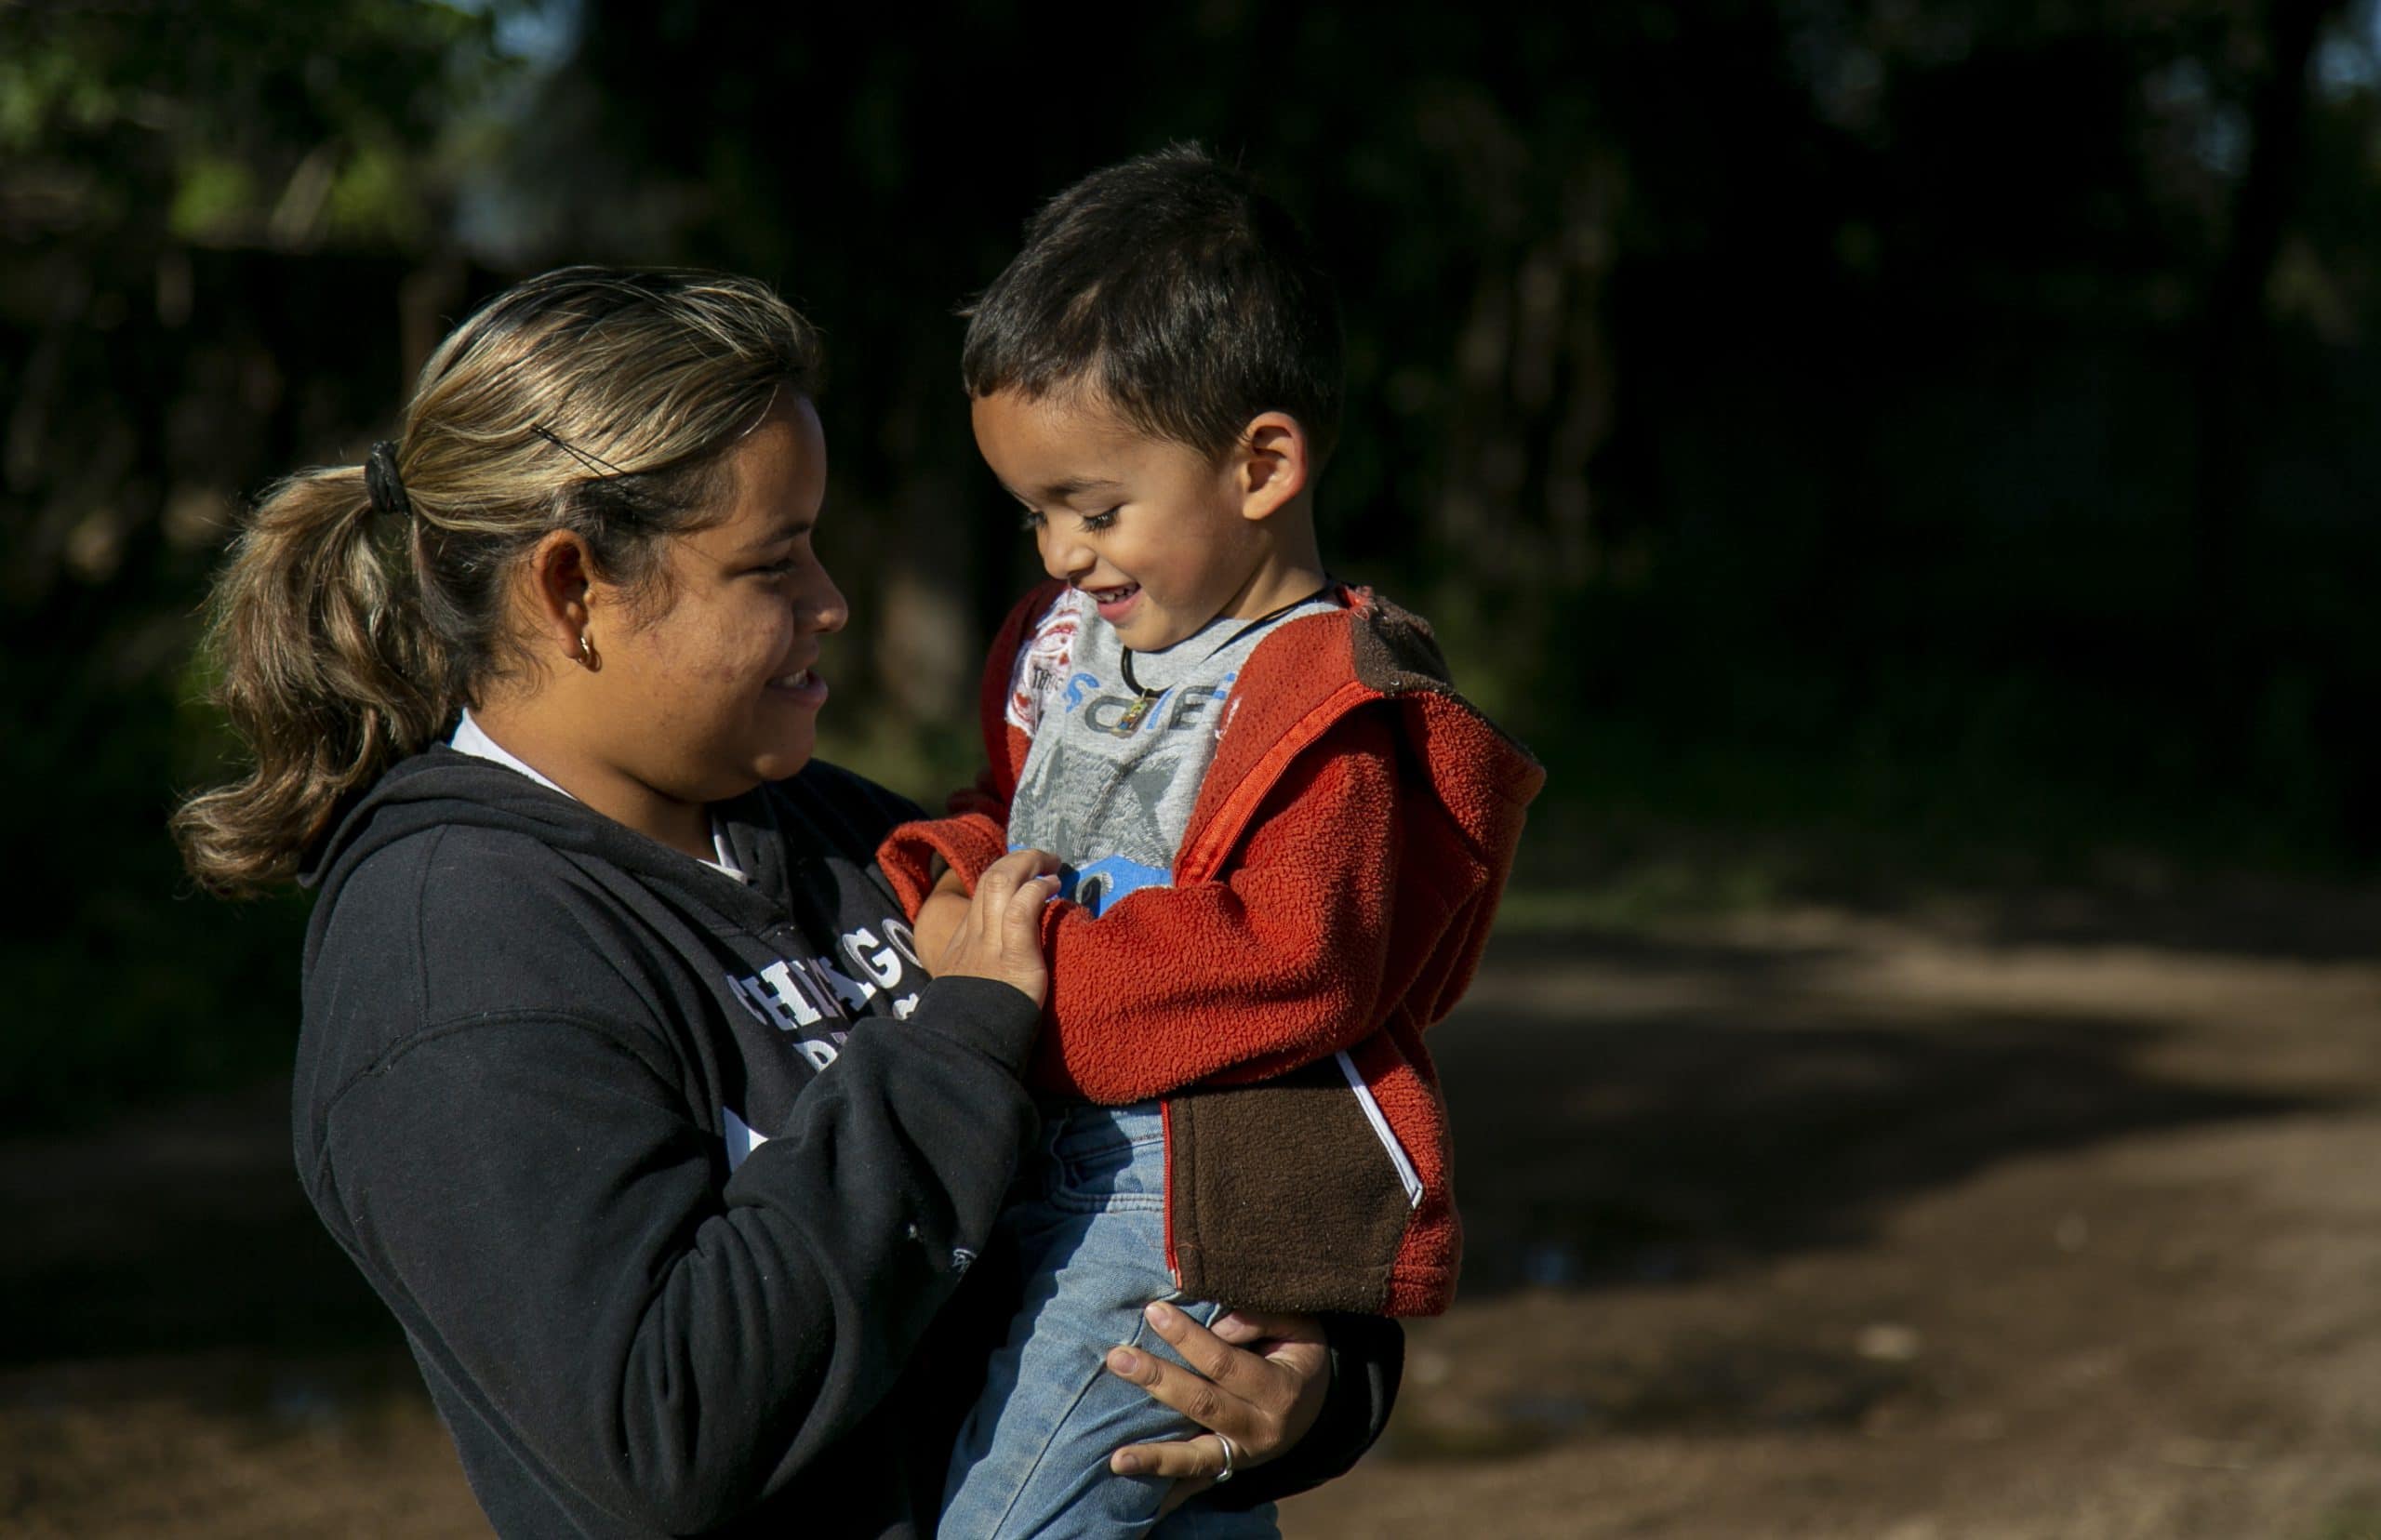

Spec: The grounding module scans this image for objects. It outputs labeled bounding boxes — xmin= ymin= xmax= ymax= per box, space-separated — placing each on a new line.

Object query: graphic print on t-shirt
xmin=1058 ymin=853 xmax=1173 ymax=916
xmin=1007 ymin=589 xmax=1337 ymax=916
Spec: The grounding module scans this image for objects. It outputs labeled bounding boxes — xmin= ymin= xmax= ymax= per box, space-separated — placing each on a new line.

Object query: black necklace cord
xmin=1118 ymin=647 xmax=1163 ymax=700
xmin=1115 ymin=584 xmax=1335 ymax=698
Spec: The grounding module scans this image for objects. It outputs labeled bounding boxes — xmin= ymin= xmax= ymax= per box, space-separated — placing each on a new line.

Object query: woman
xmin=172 ymin=268 xmax=1397 ymax=1536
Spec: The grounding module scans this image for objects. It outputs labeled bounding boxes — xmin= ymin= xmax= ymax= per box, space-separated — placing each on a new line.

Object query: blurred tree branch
xmin=2189 ymin=0 xmax=2346 ymax=749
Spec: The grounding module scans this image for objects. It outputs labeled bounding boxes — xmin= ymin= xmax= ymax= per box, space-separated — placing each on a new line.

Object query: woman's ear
xmin=520 ymin=529 xmax=597 ymax=662
xmin=1234 ymin=411 xmax=1310 ymax=523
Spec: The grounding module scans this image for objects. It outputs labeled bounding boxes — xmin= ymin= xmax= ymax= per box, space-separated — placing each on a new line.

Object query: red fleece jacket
xmin=878 ymin=580 xmax=1543 ymax=1316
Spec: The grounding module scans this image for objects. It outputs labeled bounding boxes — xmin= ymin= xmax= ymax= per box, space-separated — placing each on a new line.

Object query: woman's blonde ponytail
xmin=172 ymin=464 xmax=451 ymax=895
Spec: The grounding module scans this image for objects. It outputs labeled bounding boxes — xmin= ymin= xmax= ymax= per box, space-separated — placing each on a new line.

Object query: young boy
xmin=875 ymin=146 xmax=1544 ymax=1538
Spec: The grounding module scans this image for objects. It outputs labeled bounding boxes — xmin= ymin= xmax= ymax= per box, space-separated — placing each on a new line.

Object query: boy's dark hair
xmin=963 ymin=143 xmax=1344 ymax=464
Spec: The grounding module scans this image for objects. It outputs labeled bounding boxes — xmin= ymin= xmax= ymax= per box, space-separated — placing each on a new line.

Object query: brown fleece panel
xmin=1348 ymin=591 xmax=1457 ymax=697
xmin=1169 ymin=1061 xmax=1409 ymax=1315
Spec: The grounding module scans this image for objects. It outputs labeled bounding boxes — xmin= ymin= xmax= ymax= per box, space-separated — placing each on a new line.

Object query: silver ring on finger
xmin=1213 ymin=1432 xmax=1237 ymax=1484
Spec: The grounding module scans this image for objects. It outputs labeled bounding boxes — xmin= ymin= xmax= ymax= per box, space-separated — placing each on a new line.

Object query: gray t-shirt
xmin=1007 ymin=588 xmax=1337 ymax=916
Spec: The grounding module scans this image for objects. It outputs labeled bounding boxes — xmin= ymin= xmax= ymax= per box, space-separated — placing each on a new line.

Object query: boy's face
xmin=971 ymin=388 xmax=1271 ymax=653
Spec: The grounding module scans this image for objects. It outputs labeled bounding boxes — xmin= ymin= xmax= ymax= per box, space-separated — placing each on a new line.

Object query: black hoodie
xmin=291 ymin=750 xmax=1395 ymax=1537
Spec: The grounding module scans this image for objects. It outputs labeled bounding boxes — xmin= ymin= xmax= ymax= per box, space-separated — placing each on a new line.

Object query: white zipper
xmin=1335 ymin=1050 xmax=1423 ymax=1209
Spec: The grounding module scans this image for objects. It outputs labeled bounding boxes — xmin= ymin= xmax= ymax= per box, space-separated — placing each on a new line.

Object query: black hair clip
xmin=531 ymin=423 xmax=632 ymax=479
xmin=365 ymin=440 xmax=413 ymax=518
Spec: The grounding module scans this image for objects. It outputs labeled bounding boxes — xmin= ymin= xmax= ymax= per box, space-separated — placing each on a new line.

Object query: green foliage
xmin=0 ymin=1 xmax=519 ymax=1132
xmin=0 ymin=0 xmax=502 ymax=253
xmin=8 ymin=0 xmax=2381 ymax=1133
xmin=167 ymin=153 xmax=261 ymax=243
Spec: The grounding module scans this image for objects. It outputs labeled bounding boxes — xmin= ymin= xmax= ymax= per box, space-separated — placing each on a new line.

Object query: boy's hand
xmin=913 ymin=865 xmax=974 ymax=977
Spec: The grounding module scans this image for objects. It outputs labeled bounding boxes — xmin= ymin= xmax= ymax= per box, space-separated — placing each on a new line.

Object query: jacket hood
xmin=300 ymin=749 xmax=802 ymax=960
xmin=1339 ymin=584 xmax=1546 ymax=817
xmin=1195 ymin=583 xmax=1545 ymax=861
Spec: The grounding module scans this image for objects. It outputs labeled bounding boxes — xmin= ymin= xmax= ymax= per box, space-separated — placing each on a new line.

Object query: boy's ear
xmin=1234 ymin=411 xmax=1310 ymax=523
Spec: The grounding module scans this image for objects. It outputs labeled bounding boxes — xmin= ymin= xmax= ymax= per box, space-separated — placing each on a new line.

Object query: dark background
xmin=4 ymin=0 xmax=2375 ymax=1130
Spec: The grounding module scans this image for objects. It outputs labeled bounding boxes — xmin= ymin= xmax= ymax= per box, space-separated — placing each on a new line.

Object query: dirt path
xmin=7 ymin=895 xmax=2379 ymax=1538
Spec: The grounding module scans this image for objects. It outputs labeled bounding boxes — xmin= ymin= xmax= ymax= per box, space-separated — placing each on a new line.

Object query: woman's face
xmin=581 ymin=395 xmax=846 ymax=809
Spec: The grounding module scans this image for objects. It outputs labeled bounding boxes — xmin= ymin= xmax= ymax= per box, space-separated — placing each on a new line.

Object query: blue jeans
xmin=941 ymin=1101 xmax=1280 ymax=1539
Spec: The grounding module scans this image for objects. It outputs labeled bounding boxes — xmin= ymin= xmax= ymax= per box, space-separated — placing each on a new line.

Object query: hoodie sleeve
xmin=309 ymin=975 xmax=1039 ymax=1534
xmin=1029 ymin=705 xmax=1423 ymax=1104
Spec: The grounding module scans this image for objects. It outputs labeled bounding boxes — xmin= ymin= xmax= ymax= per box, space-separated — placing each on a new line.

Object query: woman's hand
xmin=1103 ymin=1304 xmax=1331 ymax=1515
xmin=929 ymin=847 xmax=1059 ymax=1005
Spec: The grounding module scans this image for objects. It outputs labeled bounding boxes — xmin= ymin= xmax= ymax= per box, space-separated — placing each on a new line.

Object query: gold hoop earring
xmin=578 ymin=631 xmax=599 ymax=671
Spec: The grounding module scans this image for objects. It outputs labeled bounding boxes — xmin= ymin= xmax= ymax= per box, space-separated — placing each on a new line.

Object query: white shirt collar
xmin=447 ymin=710 xmax=749 ymax=883
xmin=451 ymin=709 xmax=571 ymax=797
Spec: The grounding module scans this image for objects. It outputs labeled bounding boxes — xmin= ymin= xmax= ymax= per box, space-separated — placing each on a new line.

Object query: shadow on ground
xmin=0 ymin=923 xmax=2329 ymax=1374
xmin=1433 ymin=928 xmax=2328 ymax=1301
xmin=1949 ymin=882 xmax=2381 ymax=963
